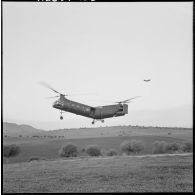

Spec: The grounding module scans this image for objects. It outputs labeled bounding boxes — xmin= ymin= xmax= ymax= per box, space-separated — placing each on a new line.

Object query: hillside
xmin=3 ymin=122 xmax=46 ymax=137
xmin=3 ymin=122 xmax=192 ymax=139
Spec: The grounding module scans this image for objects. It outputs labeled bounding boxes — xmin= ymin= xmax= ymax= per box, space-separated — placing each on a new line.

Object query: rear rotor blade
xmin=123 ymin=96 xmax=141 ymax=103
xmin=115 ymin=96 xmax=141 ymax=104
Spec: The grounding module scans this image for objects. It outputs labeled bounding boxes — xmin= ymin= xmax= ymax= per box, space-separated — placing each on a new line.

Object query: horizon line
xmin=3 ymin=121 xmax=193 ymax=131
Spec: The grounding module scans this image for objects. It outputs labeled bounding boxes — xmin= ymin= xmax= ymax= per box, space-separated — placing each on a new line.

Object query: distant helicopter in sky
xmin=40 ymin=82 xmax=141 ymax=124
xmin=143 ymin=79 xmax=151 ymax=82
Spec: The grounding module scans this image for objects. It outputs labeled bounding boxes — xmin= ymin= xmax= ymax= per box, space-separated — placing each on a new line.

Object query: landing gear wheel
xmin=60 ymin=110 xmax=63 ymax=120
xmin=92 ymin=119 xmax=96 ymax=124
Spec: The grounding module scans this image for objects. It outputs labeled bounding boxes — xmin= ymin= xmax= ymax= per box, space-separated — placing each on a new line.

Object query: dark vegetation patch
xmin=59 ymin=143 xmax=78 ymax=158
xmin=181 ymin=142 xmax=193 ymax=152
xmin=28 ymin=156 xmax=41 ymax=162
xmin=85 ymin=145 xmax=101 ymax=156
xmin=3 ymin=144 xmax=20 ymax=158
xmin=120 ymin=139 xmax=145 ymax=155
xmin=106 ymin=149 xmax=118 ymax=156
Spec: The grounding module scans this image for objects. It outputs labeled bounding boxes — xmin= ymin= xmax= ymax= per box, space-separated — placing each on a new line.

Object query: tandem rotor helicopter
xmin=40 ymin=82 xmax=141 ymax=124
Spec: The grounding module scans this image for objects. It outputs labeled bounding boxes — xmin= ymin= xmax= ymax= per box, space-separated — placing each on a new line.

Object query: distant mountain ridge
xmin=3 ymin=122 xmax=192 ymax=138
xmin=3 ymin=122 xmax=46 ymax=137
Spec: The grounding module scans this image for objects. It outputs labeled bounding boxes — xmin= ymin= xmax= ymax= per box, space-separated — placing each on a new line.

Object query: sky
xmin=2 ymin=2 xmax=193 ymax=130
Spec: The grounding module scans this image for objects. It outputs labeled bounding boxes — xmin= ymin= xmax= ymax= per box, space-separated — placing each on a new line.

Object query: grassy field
xmin=3 ymin=154 xmax=193 ymax=192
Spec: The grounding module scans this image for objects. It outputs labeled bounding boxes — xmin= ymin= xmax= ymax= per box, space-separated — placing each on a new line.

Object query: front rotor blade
xmin=40 ymin=82 xmax=61 ymax=94
xmin=45 ymin=95 xmax=60 ymax=99
xmin=68 ymin=92 xmax=97 ymax=96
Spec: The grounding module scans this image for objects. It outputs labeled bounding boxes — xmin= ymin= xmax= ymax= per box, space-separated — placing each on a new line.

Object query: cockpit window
xmin=54 ymin=100 xmax=63 ymax=106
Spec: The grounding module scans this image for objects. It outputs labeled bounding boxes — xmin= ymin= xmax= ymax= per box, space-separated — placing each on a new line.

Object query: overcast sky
xmin=3 ymin=2 xmax=193 ymax=130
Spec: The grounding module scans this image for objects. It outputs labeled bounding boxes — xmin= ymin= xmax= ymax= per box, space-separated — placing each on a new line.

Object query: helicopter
xmin=144 ymin=79 xmax=151 ymax=82
xmin=41 ymin=82 xmax=141 ymax=124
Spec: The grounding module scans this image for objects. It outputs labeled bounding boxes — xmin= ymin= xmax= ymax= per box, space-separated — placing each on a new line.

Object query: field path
xmin=48 ymin=152 xmax=193 ymax=163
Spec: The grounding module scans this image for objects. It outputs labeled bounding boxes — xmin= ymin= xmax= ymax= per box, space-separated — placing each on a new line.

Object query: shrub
xmin=86 ymin=145 xmax=101 ymax=156
xmin=120 ymin=140 xmax=132 ymax=155
xmin=28 ymin=156 xmax=40 ymax=162
xmin=3 ymin=144 xmax=20 ymax=158
xmin=165 ymin=142 xmax=180 ymax=153
xmin=120 ymin=140 xmax=145 ymax=155
xmin=106 ymin=149 xmax=118 ymax=156
xmin=181 ymin=142 xmax=193 ymax=152
xmin=81 ymin=148 xmax=85 ymax=152
xmin=152 ymin=141 xmax=168 ymax=154
xmin=130 ymin=140 xmax=145 ymax=153
xmin=59 ymin=143 xmax=78 ymax=158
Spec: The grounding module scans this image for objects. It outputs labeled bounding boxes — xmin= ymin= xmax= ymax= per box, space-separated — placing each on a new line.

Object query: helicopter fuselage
xmin=53 ymin=96 xmax=128 ymax=120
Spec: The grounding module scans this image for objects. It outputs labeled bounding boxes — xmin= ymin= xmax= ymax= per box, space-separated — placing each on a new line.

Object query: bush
xmin=59 ymin=143 xmax=78 ymax=158
xmin=3 ymin=144 xmax=20 ymax=158
xmin=165 ymin=142 xmax=180 ymax=153
xmin=120 ymin=140 xmax=145 ymax=155
xmin=106 ymin=149 xmax=118 ymax=156
xmin=28 ymin=156 xmax=40 ymax=162
xmin=81 ymin=148 xmax=85 ymax=153
xmin=152 ymin=141 xmax=168 ymax=154
xmin=86 ymin=145 xmax=101 ymax=156
xmin=181 ymin=142 xmax=193 ymax=152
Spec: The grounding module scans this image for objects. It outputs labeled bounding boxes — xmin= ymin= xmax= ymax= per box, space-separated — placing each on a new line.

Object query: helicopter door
xmin=90 ymin=107 xmax=95 ymax=116
xmin=118 ymin=104 xmax=123 ymax=112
